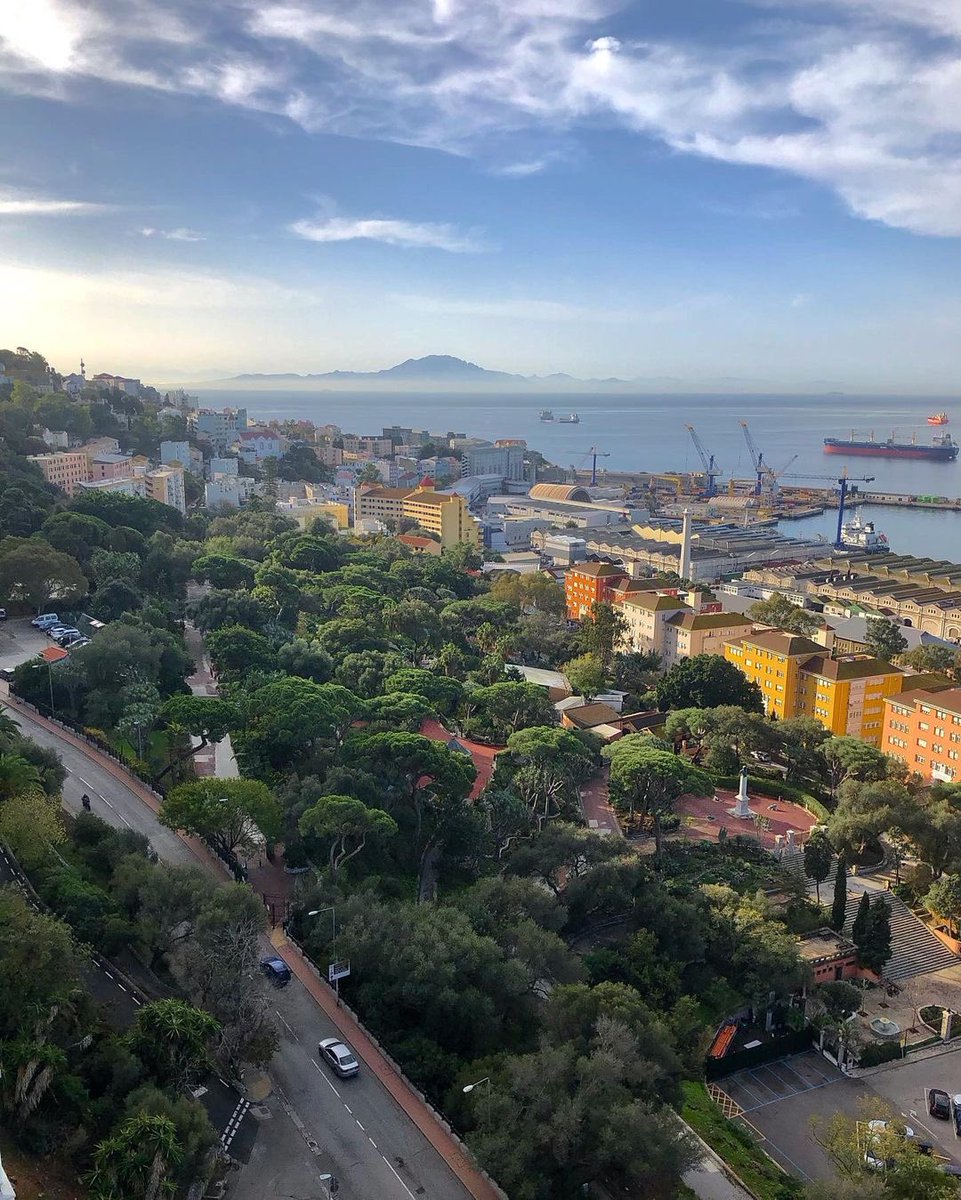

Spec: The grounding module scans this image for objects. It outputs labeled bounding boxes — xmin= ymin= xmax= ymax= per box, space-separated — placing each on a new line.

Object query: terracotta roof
xmin=666 ymin=610 xmax=753 ymax=630
xmin=360 ymin=486 xmax=414 ymax=499
xmin=39 ymin=646 xmax=69 ymax=663
xmin=397 ymin=534 xmax=435 ymax=549
xmin=886 ymin=686 xmax=961 ymax=716
xmin=800 ymin=654 xmax=898 ymax=681
xmin=568 ymin=562 xmax=627 ymax=579
xmin=564 ymin=702 xmax=623 ymax=728
xmin=404 ymin=491 xmax=455 ymax=506
xmin=726 ymin=630 xmax=823 ymax=656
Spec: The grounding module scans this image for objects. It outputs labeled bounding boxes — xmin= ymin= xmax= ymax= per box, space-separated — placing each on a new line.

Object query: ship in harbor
xmin=539 ymin=409 xmax=554 ymax=421
xmin=928 ymin=411 xmax=949 ymax=425
xmin=558 ymin=412 xmax=580 ymax=424
xmin=839 ymin=512 xmax=888 ymax=553
xmin=824 ymin=431 xmax=959 ymax=461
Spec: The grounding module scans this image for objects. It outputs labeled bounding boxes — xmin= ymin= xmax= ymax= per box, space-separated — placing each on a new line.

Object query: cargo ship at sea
xmin=928 ymin=411 xmax=949 ymax=425
xmin=824 ymin=431 xmax=959 ymax=461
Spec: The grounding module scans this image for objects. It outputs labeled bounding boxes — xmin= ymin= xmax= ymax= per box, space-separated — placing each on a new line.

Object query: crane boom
xmin=779 ymin=470 xmax=875 ymax=548
xmin=579 ymin=446 xmax=610 ymax=487
xmin=684 ymin=424 xmax=721 ymax=498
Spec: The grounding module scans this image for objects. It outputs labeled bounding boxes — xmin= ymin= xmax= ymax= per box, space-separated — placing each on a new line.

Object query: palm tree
xmin=0 ymin=752 xmax=42 ymax=800
xmin=87 ymin=1113 xmax=182 ymax=1200
xmin=0 ymin=707 xmax=21 ymax=749
xmin=128 ymin=998 xmax=219 ymax=1087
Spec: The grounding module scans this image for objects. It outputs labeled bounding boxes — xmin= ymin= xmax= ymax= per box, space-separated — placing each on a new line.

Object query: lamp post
xmin=307 ymin=907 xmax=341 ymax=1003
xmin=32 ymin=659 xmax=55 ymax=716
xmin=462 ymin=1076 xmax=492 ymax=1129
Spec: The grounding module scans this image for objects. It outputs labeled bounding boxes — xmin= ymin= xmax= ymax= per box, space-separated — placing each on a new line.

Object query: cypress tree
xmin=831 ymin=853 xmax=848 ymax=931
xmin=859 ymin=896 xmax=893 ymax=975
xmin=851 ymin=892 xmax=871 ymax=947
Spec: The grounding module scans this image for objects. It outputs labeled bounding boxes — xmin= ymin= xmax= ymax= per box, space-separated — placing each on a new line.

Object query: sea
xmin=192 ymin=387 xmax=961 ymax=561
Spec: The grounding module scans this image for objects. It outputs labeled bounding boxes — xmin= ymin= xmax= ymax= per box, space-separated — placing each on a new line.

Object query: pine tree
xmin=858 ymin=896 xmax=893 ymax=975
xmin=831 ymin=853 xmax=848 ymax=931
xmin=803 ymin=829 xmax=833 ymax=905
xmin=851 ymin=892 xmax=871 ymax=947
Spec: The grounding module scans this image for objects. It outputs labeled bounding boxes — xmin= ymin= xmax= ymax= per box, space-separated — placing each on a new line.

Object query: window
xmin=919 ymin=721 xmax=930 ymax=731
xmin=915 ymin=755 xmax=927 ymax=764
xmin=918 ymin=738 xmax=928 ymax=748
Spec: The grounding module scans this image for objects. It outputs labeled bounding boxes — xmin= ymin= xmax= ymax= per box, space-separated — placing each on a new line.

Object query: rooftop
xmin=667 ymin=610 xmax=753 ymax=631
xmin=619 ymin=590 xmax=689 ymax=612
xmin=726 ymin=629 xmax=824 ymax=656
xmin=568 ymin=561 xmax=628 ymax=579
xmin=799 ymin=653 xmax=898 ymax=681
xmin=564 ymin=702 xmax=623 ymax=728
xmin=797 ymin=928 xmax=857 ymax=963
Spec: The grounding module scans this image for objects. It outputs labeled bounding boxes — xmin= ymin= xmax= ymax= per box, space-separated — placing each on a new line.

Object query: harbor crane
xmin=578 ymin=447 xmax=610 ymax=486
xmin=684 ymin=424 xmax=721 ymax=498
xmin=739 ymin=421 xmax=799 ymax=496
xmin=778 ymin=469 xmax=875 ymax=549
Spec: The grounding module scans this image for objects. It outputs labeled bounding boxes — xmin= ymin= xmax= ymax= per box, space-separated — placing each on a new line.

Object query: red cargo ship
xmin=824 ymin=432 xmax=958 ymax=461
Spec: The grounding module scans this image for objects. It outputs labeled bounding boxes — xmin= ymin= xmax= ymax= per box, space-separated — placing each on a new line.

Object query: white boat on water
xmin=539 ymin=409 xmax=555 ymax=421
xmin=558 ymin=412 xmax=580 ymax=424
xmin=840 ymin=511 xmax=888 ymax=553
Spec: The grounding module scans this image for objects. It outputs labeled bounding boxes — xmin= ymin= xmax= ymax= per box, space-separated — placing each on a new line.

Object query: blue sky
xmin=1 ymin=0 xmax=960 ymax=389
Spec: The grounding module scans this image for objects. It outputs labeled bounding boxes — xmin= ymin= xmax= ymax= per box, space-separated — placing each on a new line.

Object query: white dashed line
xmin=275 ymin=1011 xmax=297 ymax=1038
xmin=383 ymin=1157 xmax=419 ymax=1200
xmin=117 ymin=983 xmax=127 ymax=992
xmin=310 ymin=1058 xmax=340 ymax=1097
xmin=368 ymin=1136 xmax=377 ymax=1148
xmin=344 ymin=1105 xmax=352 ymax=1114
xmin=73 ymin=773 xmax=133 ymax=828
xmin=102 ymin=970 xmax=114 ymax=980
xmin=355 ymin=1120 xmax=365 ymax=1132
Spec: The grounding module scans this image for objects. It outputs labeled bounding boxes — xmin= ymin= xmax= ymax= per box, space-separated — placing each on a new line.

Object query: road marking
xmin=102 ymin=970 xmax=114 ymax=980
xmin=383 ymin=1156 xmax=419 ymax=1200
xmin=117 ymin=983 xmax=127 ymax=992
xmin=344 ymin=1105 xmax=352 ymax=1114
xmin=73 ymin=773 xmax=134 ymax=828
xmin=368 ymin=1136 xmax=377 ymax=1148
xmin=356 ymin=1120 xmax=365 ymax=1131
xmin=310 ymin=1058 xmax=340 ymax=1097
xmin=275 ymin=1010 xmax=297 ymax=1038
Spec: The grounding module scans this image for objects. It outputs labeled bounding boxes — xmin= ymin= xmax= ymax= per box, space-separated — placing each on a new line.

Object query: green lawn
xmin=680 ymin=1081 xmax=804 ymax=1200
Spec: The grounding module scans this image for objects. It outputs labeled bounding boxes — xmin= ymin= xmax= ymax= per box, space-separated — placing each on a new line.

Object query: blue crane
xmin=578 ymin=446 xmax=610 ymax=486
xmin=684 ymin=424 xmax=721 ymax=498
xmin=778 ymin=469 xmax=875 ymax=548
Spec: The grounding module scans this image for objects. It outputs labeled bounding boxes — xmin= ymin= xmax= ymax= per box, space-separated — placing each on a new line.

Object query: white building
xmin=205 ymin=474 xmax=259 ymax=509
xmin=190 ymin=407 xmax=248 ymax=453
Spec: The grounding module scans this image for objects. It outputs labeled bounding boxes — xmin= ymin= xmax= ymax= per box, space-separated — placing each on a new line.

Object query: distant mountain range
xmin=210 ymin=355 xmax=647 ymax=391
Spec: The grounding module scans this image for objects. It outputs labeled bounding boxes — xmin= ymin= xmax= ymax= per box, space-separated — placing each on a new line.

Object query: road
xmin=4 ymin=699 xmax=480 ymax=1200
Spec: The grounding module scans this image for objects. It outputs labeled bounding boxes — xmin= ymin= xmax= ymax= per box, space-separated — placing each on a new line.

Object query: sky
xmin=1 ymin=0 xmax=961 ymax=389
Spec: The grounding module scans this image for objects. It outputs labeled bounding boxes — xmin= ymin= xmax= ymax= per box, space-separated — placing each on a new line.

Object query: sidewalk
xmin=270 ymin=928 xmax=504 ymax=1200
xmin=185 ymin=622 xmax=238 ymax=779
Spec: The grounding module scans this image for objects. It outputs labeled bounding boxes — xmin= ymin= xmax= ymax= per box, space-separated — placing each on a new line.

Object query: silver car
xmin=318 ymin=1037 xmax=359 ymax=1078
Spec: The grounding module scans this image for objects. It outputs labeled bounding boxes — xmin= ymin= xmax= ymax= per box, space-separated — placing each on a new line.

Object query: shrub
xmin=858 ymin=1041 xmax=902 ymax=1067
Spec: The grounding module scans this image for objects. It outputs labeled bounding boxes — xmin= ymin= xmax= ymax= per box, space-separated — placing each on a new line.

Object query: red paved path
xmin=420 ymin=717 xmax=500 ymax=798
xmin=579 ymin=769 xmax=622 ymax=836
xmin=271 ymin=929 xmax=503 ymax=1200
xmin=676 ymin=786 xmax=817 ymax=849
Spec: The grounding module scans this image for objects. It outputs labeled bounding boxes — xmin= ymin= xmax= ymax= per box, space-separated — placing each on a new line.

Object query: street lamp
xmin=307 ymin=907 xmax=342 ymax=1003
xmin=462 ymin=1076 xmax=492 ymax=1128
xmin=31 ymin=659 xmax=55 ymax=716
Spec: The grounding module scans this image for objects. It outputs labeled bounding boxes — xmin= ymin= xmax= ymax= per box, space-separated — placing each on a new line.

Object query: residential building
xmin=235 ymin=429 xmax=284 ymax=464
xmin=882 ymin=687 xmax=961 ymax=782
xmin=26 ymin=451 xmax=91 ymax=496
xmin=354 ymin=480 xmax=481 ymax=550
xmin=278 ymin=498 xmax=351 ymax=530
xmin=564 ymin=562 xmax=628 ymax=619
xmin=61 ymin=372 xmax=86 ymax=397
xmin=316 ymin=445 xmax=344 ymax=467
xmin=342 ymin=435 xmax=393 ymax=457
xmin=665 ymin=609 xmax=754 ymax=664
xmin=205 ymin=474 xmax=258 ymax=509
xmin=396 ymin=533 xmax=442 ymax=556
xmin=723 ymin=628 xmax=904 ymax=743
xmin=461 ymin=443 xmax=529 ymax=482
xmin=92 ymin=372 xmax=141 ymax=397
xmin=208 ymin=456 xmax=238 ymax=477
xmin=144 ymin=465 xmax=186 ymax=514
xmin=90 ymin=453 xmax=133 ymax=482
xmin=41 ymin=429 xmax=69 ymax=450
xmin=189 ymin=406 xmax=248 ymax=453
xmin=797 ymin=929 xmax=861 ymax=984
xmin=76 ymin=476 xmax=146 ymax=499
xmin=159 ymin=440 xmax=192 ymax=467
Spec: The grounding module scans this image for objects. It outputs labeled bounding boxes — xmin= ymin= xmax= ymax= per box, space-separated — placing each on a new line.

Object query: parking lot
xmin=0 ymin=616 xmax=51 ymax=671
xmin=716 ymin=1047 xmax=961 ymax=1181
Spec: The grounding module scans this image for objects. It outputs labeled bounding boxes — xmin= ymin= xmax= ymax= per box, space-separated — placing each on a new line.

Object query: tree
xmin=0 ymin=892 xmax=81 ymax=1041
xmin=863 ymin=617 xmax=908 ymax=663
xmin=851 ymin=892 xmax=871 ymax=946
xmin=489 ymin=571 xmax=565 ymax=615
xmin=822 ymin=736 xmax=890 ymax=796
xmin=803 ymin=828 xmax=833 ymax=904
xmin=155 ymin=695 xmax=241 ymax=782
xmin=0 ymin=751 xmax=42 ymax=800
xmin=603 ymin=739 xmax=713 ymax=857
xmin=898 ymin=644 xmax=957 ymax=675
xmin=204 ymin=623 xmax=276 ymax=676
xmin=0 ymin=539 xmax=88 ymax=610
xmin=191 ymin=552 xmax=257 ymax=591
xmin=160 ymin=777 xmax=281 ymax=859
xmin=0 ymin=789 xmax=66 ymax=868
xmin=128 ymin=999 xmax=220 ymax=1087
xmin=276 ymin=637 xmax=333 ymax=683
xmin=465 ymin=681 xmax=555 ymax=742
xmin=90 ymin=577 xmax=144 ymax=622
xmin=384 ymin=668 xmax=464 ymax=715
xmin=117 ymin=680 xmax=162 ymax=759
xmin=298 ymin=794 xmax=397 ymax=877
xmin=578 ymin=600 xmax=624 ymax=667
xmin=925 ymin=874 xmax=961 ymax=938
xmin=498 ymin=726 xmax=598 ymax=827
xmin=190 ymin=587 xmax=271 ymax=633
xmin=654 ymin=654 xmax=764 ymax=713
xmin=831 ymin=852 xmax=848 ymax=931
xmin=828 ymin=781 xmax=916 ymax=861
xmin=237 ymin=677 xmax=363 ymax=770
xmin=856 ymin=896 xmax=891 ymax=975
xmin=87 ymin=1112 xmax=182 ymax=1200
xmin=748 ymin=593 xmax=820 ymax=635
xmin=912 ymin=789 xmax=961 ymax=878
xmin=562 ymin=652 xmax=606 ymax=700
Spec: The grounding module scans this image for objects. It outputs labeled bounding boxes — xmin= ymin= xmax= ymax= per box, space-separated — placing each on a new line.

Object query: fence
xmin=705 ymin=1027 xmax=813 ymax=1080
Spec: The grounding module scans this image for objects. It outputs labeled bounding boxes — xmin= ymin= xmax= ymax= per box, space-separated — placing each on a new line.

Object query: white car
xmin=865 ymin=1119 xmax=914 ymax=1171
xmin=318 ymin=1037 xmax=359 ymax=1078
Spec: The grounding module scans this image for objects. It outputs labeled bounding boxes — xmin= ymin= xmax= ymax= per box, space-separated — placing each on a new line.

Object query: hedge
xmin=858 ymin=1041 xmax=902 ymax=1067
xmin=710 ymin=773 xmax=831 ymax=823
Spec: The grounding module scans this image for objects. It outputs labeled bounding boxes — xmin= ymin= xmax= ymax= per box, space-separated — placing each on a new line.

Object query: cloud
xmin=139 ymin=226 xmax=206 ymax=241
xmin=3 ymin=1 xmax=961 ymax=236
xmin=0 ymin=192 xmax=107 ymax=215
xmin=395 ymin=291 xmax=721 ymax=323
xmin=289 ymin=213 xmax=484 ymax=252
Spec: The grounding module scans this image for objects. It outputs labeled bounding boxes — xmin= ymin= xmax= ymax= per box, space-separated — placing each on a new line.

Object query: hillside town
xmin=5 ymin=345 xmax=961 ymax=1200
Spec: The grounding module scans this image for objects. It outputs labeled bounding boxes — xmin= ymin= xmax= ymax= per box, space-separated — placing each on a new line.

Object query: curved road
xmin=6 ymin=699 xmax=484 ymax=1200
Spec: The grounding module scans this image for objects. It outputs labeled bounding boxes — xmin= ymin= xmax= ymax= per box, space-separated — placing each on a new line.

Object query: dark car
xmin=953 ymin=1095 xmax=961 ymax=1137
xmin=930 ymin=1089 xmax=951 ymax=1120
xmin=260 ymin=956 xmax=292 ymax=987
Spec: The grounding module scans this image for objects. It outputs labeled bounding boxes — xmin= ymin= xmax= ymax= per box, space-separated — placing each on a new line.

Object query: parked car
xmin=865 ymin=1119 xmax=914 ymax=1171
xmin=0 ymin=608 xmax=6 ymax=620
xmin=53 ymin=629 xmax=81 ymax=646
xmin=259 ymin=956 xmax=292 ymax=987
xmin=953 ymin=1095 xmax=961 ymax=1137
xmin=65 ymin=636 xmax=91 ymax=649
xmin=46 ymin=625 xmax=72 ymax=637
xmin=318 ymin=1037 xmax=359 ymax=1078
xmin=930 ymin=1089 xmax=951 ymax=1120
xmin=32 ymin=614 xmax=59 ymax=628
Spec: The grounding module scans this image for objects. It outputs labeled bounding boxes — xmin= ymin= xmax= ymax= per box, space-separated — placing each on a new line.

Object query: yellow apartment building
xmin=723 ymin=629 xmax=904 ymax=745
xmin=355 ymin=482 xmax=481 ymax=550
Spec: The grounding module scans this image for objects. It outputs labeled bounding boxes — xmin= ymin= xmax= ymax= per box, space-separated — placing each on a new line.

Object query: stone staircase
xmin=777 ymin=848 xmax=958 ymax=981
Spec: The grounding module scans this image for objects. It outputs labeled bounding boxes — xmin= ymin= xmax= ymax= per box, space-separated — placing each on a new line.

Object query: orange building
xmin=564 ymin=561 xmax=628 ymax=620
xmin=882 ymin=686 xmax=961 ymax=783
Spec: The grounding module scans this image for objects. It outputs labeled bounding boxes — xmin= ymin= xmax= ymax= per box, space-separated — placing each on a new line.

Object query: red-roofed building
xmin=396 ymin=534 xmax=441 ymax=556
xmin=39 ymin=646 xmax=69 ymax=664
